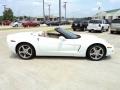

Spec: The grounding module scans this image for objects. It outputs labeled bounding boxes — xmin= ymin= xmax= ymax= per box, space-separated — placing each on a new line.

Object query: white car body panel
xmin=7 ymin=31 xmax=114 ymax=58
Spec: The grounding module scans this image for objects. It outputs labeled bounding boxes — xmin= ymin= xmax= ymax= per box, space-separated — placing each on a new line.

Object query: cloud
xmin=92 ymin=7 xmax=98 ymax=11
xmin=32 ymin=2 xmax=41 ymax=6
xmin=97 ymin=1 xmax=102 ymax=7
xmin=109 ymin=0 xmax=120 ymax=3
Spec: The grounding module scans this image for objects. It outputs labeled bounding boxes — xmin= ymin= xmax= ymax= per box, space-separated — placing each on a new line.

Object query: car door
xmin=57 ymin=37 xmax=81 ymax=56
xmin=38 ymin=36 xmax=79 ymax=56
xmin=38 ymin=37 xmax=60 ymax=56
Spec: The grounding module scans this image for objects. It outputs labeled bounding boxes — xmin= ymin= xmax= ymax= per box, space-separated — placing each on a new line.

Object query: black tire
xmin=15 ymin=24 xmax=18 ymax=27
xmin=73 ymin=28 xmax=76 ymax=31
xmin=100 ymin=27 xmax=104 ymax=33
xmin=89 ymin=30 xmax=91 ymax=32
xmin=110 ymin=31 xmax=114 ymax=34
xmin=106 ymin=27 xmax=109 ymax=31
xmin=16 ymin=43 xmax=35 ymax=60
xmin=86 ymin=44 xmax=106 ymax=61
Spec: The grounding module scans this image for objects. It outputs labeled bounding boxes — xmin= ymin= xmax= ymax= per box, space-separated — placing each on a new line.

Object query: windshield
xmin=55 ymin=28 xmax=81 ymax=39
xmin=112 ymin=19 xmax=120 ymax=23
xmin=73 ymin=19 xmax=83 ymax=23
xmin=89 ymin=20 xmax=102 ymax=24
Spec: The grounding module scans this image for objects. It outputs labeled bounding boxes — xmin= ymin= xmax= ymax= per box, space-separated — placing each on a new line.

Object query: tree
xmin=0 ymin=16 xmax=3 ymax=21
xmin=0 ymin=16 xmax=3 ymax=25
xmin=3 ymin=8 xmax=14 ymax=21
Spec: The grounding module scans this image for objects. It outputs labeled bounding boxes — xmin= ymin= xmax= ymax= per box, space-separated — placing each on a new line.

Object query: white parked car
xmin=87 ymin=19 xmax=110 ymax=33
xmin=12 ymin=21 xmax=22 ymax=27
xmin=7 ymin=28 xmax=114 ymax=61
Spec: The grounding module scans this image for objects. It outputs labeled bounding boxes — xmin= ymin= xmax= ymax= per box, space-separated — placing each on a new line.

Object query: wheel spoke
xmin=21 ymin=46 xmax=26 ymax=50
xmin=26 ymin=47 xmax=31 ymax=51
xmin=92 ymin=47 xmax=96 ymax=52
xmin=90 ymin=52 xmax=96 ymax=56
xmin=19 ymin=51 xmax=24 ymax=54
xmin=23 ymin=53 xmax=27 ymax=58
xmin=94 ymin=55 xmax=98 ymax=60
xmin=98 ymin=48 xmax=102 ymax=53
xmin=26 ymin=52 xmax=32 ymax=56
xmin=98 ymin=53 xmax=103 ymax=57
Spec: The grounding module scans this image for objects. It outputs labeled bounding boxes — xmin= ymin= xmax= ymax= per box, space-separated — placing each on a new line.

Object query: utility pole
xmin=43 ymin=0 xmax=45 ymax=21
xmin=64 ymin=2 xmax=67 ymax=21
xmin=48 ymin=4 xmax=51 ymax=20
xmin=2 ymin=5 xmax=6 ymax=11
xmin=59 ymin=0 xmax=61 ymax=24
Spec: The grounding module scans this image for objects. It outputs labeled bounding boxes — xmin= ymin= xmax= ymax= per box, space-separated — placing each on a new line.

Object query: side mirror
xmin=59 ymin=36 xmax=66 ymax=41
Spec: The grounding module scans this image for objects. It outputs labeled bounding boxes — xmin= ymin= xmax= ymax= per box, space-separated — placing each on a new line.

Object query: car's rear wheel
xmin=73 ymin=28 xmax=76 ymax=31
xmin=16 ymin=43 xmax=35 ymax=60
xmin=89 ymin=30 xmax=92 ymax=32
xmin=110 ymin=31 xmax=114 ymax=34
xmin=87 ymin=44 xmax=106 ymax=61
xmin=106 ymin=27 xmax=109 ymax=31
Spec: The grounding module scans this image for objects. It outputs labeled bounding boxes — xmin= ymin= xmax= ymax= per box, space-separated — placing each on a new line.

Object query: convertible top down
xmin=7 ymin=27 xmax=114 ymax=61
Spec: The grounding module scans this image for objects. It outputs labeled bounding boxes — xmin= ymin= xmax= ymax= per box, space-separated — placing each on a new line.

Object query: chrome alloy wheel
xmin=89 ymin=46 xmax=105 ymax=60
xmin=18 ymin=45 xmax=33 ymax=59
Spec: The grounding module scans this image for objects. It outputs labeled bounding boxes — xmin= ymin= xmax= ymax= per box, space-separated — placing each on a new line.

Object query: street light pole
xmin=43 ymin=0 xmax=45 ymax=21
xmin=64 ymin=2 xmax=67 ymax=21
xmin=48 ymin=4 xmax=51 ymax=20
xmin=59 ymin=0 xmax=61 ymax=24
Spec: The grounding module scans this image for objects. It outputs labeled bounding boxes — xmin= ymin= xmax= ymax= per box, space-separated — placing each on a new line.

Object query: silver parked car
xmin=110 ymin=19 xmax=120 ymax=33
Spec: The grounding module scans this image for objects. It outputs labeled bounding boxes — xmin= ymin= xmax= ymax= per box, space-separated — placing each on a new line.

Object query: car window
xmin=112 ymin=19 xmax=120 ymax=23
xmin=89 ymin=20 xmax=102 ymax=24
xmin=73 ymin=19 xmax=83 ymax=23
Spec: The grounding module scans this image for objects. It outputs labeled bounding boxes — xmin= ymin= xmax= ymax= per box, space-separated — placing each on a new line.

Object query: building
xmin=94 ymin=8 xmax=120 ymax=20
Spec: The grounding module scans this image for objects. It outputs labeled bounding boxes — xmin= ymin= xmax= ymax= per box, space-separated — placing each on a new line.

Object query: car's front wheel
xmin=100 ymin=27 xmax=104 ymax=33
xmin=87 ymin=44 xmax=106 ymax=61
xmin=16 ymin=43 xmax=35 ymax=60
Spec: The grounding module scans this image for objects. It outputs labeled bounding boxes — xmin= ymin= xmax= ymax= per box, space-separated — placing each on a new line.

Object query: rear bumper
xmin=87 ymin=27 xmax=101 ymax=31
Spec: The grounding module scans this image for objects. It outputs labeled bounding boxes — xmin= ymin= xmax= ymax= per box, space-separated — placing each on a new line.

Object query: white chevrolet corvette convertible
xmin=7 ymin=28 xmax=114 ymax=61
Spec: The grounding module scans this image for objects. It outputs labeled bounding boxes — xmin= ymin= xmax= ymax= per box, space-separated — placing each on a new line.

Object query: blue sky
xmin=0 ymin=0 xmax=120 ymax=17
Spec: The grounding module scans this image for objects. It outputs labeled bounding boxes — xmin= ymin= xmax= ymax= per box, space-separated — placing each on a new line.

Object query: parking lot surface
xmin=0 ymin=26 xmax=120 ymax=90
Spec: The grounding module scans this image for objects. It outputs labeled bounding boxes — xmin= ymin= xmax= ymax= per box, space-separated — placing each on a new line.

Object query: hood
xmin=7 ymin=32 xmax=33 ymax=41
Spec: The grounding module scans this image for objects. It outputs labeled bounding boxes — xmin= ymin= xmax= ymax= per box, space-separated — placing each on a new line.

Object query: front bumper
xmin=106 ymin=45 xmax=114 ymax=56
xmin=111 ymin=28 xmax=120 ymax=32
